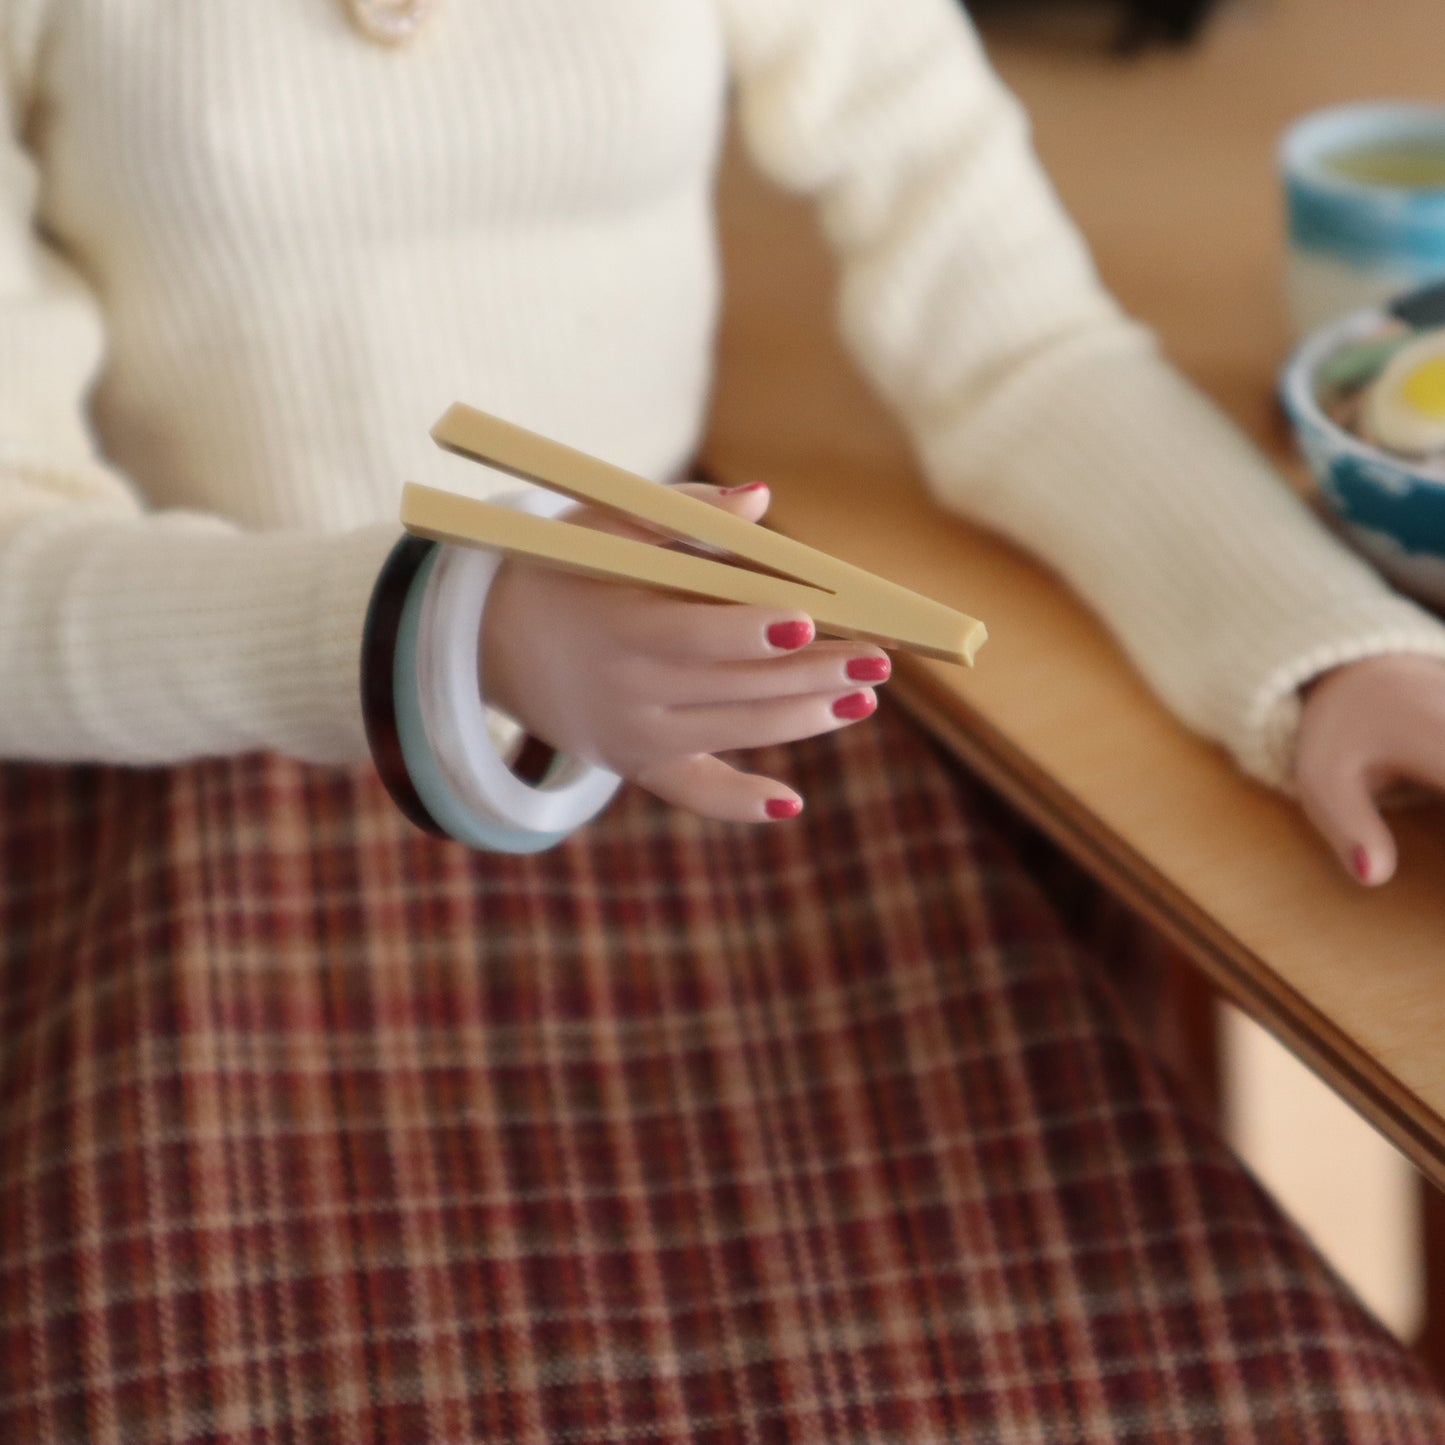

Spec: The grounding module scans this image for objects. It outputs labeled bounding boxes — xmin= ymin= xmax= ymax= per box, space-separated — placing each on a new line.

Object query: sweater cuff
xmin=317 ymin=522 xmax=412 ymax=760
xmin=0 ymin=510 xmax=400 ymax=764
xmin=1243 ymin=601 xmax=1445 ymax=790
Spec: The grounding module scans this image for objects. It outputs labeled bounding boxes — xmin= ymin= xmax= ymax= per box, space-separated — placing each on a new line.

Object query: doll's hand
xmin=1294 ymin=654 xmax=1445 ymax=885
xmin=480 ymin=481 xmax=891 ymax=821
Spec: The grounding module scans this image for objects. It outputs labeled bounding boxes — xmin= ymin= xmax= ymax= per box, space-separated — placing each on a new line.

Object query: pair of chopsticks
xmin=401 ymin=403 xmax=986 ymax=667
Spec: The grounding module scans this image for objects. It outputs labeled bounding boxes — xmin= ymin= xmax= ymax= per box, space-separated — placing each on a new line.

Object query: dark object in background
xmin=1391 ymin=280 xmax=1445 ymax=331
xmin=968 ymin=0 xmax=1225 ymax=52
xmin=1113 ymin=0 xmax=1221 ymax=49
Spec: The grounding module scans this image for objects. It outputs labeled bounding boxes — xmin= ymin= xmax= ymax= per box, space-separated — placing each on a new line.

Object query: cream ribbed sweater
xmin=3 ymin=0 xmax=1444 ymax=786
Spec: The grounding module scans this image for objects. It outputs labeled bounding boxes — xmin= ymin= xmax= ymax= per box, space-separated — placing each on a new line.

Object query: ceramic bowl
xmin=1280 ymin=289 xmax=1445 ymax=608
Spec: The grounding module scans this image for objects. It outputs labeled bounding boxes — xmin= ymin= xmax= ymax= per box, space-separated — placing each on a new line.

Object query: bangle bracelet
xmin=393 ymin=546 xmax=581 ymax=853
xmin=415 ymin=540 xmax=620 ymax=838
xmin=360 ymin=534 xmax=445 ymax=836
xmin=364 ymin=488 xmax=621 ymax=849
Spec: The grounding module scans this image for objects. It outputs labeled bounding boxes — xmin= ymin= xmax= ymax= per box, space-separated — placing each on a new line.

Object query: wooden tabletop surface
xmin=702 ymin=0 xmax=1445 ymax=1185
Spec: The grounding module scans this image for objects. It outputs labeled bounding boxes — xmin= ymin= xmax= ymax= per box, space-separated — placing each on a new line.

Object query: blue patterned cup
xmin=1282 ymin=103 xmax=1445 ymax=335
xmin=1281 ymin=289 xmax=1445 ymax=608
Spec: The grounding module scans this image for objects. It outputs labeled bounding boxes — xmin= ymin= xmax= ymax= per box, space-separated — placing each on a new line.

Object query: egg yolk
xmin=1400 ymin=356 xmax=1445 ymax=419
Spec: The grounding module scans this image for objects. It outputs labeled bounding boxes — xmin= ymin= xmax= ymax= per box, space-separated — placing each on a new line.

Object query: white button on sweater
xmin=2 ymin=0 xmax=1443 ymax=784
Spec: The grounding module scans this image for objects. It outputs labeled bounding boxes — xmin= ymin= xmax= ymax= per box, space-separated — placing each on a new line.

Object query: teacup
xmin=1282 ymin=103 xmax=1445 ymax=335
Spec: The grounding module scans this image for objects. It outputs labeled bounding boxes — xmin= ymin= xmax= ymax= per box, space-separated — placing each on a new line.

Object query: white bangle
xmin=411 ymin=487 xmax=621 ymax=838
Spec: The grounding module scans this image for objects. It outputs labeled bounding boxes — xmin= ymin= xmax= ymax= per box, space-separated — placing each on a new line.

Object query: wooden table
xmin=703 ymin=0 xmax=1445 ymax=1190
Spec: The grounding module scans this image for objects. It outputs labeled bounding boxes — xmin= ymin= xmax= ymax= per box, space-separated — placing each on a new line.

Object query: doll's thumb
xmin=1297 ymin=760 xmax=1398 ymax=887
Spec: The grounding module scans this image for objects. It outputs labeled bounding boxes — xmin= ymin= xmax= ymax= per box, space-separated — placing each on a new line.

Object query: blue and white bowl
xmin=1281 ymin=295 xmax=1445 ymax=609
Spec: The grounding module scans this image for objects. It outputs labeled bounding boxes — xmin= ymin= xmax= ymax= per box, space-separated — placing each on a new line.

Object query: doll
xmin=4 ymin=2 xmax=1445 ymax=1442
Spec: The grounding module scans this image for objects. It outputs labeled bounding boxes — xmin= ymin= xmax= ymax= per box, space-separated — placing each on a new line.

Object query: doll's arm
xmin=481 ymin=481 xmax=890 ymax=821
xmin=0 ymin=14 xmax=394 ymax=764
xmin=714 ymin=0 xmax=1445 ymax=801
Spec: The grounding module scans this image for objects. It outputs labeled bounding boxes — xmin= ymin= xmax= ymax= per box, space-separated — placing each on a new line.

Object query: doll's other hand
xmin=480 ymin=481 xmax=891 ymax=822
xmin=1294 ymin=654 xmax=1445 ymax=886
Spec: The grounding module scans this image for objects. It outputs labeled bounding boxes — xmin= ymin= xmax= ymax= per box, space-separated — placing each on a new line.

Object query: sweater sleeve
xmin=0 ymin=7 xmax=395 ymax=765
xmin=715 ymin=0 xmax=1445 ymax=787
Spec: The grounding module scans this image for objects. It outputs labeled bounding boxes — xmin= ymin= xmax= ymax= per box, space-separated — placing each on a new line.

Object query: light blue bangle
xmin=393 ymin=548 xmax=574 ymax=854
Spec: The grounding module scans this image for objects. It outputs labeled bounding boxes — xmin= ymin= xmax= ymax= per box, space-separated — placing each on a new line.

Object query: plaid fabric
xmin=1 ymin=701 xmax=1441 ymax=1445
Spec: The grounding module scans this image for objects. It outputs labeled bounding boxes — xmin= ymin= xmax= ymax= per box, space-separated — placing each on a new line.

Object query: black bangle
xmin=360 ymin=535 xmax=446 ymax=836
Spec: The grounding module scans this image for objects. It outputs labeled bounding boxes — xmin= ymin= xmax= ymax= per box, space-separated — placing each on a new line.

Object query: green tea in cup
xmin=1322 ymin=142 xmax=1445 ymax=190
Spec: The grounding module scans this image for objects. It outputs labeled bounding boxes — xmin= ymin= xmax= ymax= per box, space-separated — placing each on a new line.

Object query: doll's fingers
xmin=644 ymin=642 xmax=892 ymax=706
xmin=654 ymin=688 xmax=878 ymax=757
xmin=1360 ymin=734 xmax=1445 ymax=881
xmin=1296 ymin=756 xmax=1399 ymax=887
xmin=633 ymin=753 xmax=803 ymax=823
xmin=606 ymin=593 xmax=819 ymax=665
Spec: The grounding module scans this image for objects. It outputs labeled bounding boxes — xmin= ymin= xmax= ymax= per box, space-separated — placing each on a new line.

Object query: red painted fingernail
xmin=846 ymin=656 xmax=891 ymax=683
xmin=1351 ymin=845 xmax=1371 ymax=884
xmin=765 ymin=797 xmax=802 ymax=820
xmin=767 ymin=620 xmax=813 ymax=651
xmin=721 ymin=481 xmax=769 ymax=495
xmin=832 ymin=691 xmax=876 ymax=720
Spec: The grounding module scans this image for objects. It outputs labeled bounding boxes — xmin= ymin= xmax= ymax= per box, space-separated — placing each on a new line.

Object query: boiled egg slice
xmin=1362 ymin=329 xmax=1445 ymax=456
